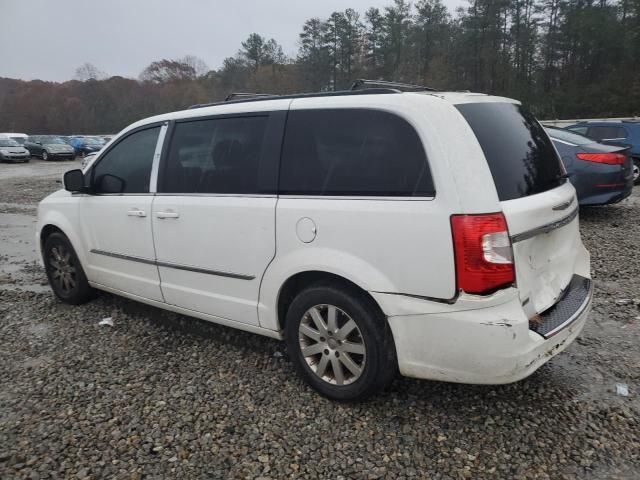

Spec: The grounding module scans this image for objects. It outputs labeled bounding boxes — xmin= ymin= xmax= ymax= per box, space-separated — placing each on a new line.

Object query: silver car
xmin=0 ymin=137 xmax=30 ymax=162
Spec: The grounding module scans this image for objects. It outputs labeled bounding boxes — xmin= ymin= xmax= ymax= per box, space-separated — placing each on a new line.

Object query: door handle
xmin=156 ymin=211 xmax=180 ymax=219
xmin=127 ymin=208 xmax=146 ymax=217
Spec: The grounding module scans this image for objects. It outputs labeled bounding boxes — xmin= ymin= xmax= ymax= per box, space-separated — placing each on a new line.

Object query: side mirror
xmin=63 ymin=169 xmax=85 ymax=192
xmin=36 ymin=141 xmax=42 ymax=145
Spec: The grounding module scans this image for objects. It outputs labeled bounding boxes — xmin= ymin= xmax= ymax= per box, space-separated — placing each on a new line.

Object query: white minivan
xmin=37 ymin=83 xmax=593 ymax=400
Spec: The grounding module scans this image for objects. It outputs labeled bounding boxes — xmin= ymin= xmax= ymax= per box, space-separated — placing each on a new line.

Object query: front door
xmin=152 ymin=113 xmax=284 ymax=325
xmin=79 ymin=125 xmax=165 ymax=301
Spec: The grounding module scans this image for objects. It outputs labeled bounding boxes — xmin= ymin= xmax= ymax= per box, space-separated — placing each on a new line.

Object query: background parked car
xmin=547 ymin=127 xmax=633 ymax=205
xmin=69 ymin=136 xmax=103 ymax=157
xmin=0 ymin=132 xmax=28 ymax=145
xmin=0 ymin=136 xmax=31 ymax=162
xmin=25 ymin=135 xmax=76 ymax=161
xmin=564 ymin=121 xmax=640 ymax=184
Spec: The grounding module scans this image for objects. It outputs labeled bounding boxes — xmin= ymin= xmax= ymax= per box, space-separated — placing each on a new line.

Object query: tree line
xmin=1 ymin=0 xmax=639 ymax=134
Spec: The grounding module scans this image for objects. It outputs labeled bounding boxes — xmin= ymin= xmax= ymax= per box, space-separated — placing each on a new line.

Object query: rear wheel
xmin=633 ymin=157 xmax=640 ymax=185
xmin=43 ymin=232 xmax=95 ymax=304
xmin=284 ymin=284 xmax=396 ymax=401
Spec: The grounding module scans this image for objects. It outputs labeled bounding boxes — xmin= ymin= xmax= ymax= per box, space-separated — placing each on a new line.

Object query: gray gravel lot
xmin=1 ymin=159 xmax=639 ymax=479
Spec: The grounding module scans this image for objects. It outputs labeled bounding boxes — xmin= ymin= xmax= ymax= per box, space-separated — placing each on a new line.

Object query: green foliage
xmin=1 ymin=0 xmax=639 ymax=134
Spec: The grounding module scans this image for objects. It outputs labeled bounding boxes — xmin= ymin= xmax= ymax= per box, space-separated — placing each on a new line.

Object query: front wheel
xmin=42 ymin=150 xmax=49 ymax=161
xmin=633 ymin=158 xmax=640 ymax=185
xmin=43 ymin=232 xmax=96 ymax=304
xmin=284 ymin=284 xmax=396 ymax=401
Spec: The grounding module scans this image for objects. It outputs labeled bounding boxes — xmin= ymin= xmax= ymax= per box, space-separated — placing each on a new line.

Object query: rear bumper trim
xmin=530 ymin=274 xmax=593 ymax=338
xmin=511 ymin=207 xmax=578 ymax=243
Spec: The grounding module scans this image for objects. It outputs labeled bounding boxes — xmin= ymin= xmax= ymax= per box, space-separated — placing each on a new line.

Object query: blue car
xmin=564 ymin=121 xmax=640 ymax=185
xmin=69 ymin=136 xmax=103 ymax=157
xmin=547 ymin=127 xmax=633 ymax=206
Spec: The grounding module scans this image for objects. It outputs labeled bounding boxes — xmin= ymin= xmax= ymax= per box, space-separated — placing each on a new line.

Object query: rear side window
xmin=279 ymin=109 xmax=434 ymax=196
xmin=587 ymin=125 xmax=626 ymax=141
xmin=456 ymin=103 xmax=564 ymax=201
xmin=161 ymin=116 xmax=268 ymax=194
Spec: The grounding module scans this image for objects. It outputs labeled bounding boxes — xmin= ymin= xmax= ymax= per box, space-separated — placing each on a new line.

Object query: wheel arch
xmin=38 ymin=215 xmax=87 ymax=269
xmin=275 ymin=270 xmax=385 ymax=333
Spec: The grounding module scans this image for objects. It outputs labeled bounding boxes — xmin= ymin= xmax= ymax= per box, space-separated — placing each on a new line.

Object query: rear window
xmin=456 ymin=103 xmax=565 ymax=201
xmin=545 ymin=128 xmax=593 ymax=146
xmin=279 ymin=109 xmax=434 ymax=196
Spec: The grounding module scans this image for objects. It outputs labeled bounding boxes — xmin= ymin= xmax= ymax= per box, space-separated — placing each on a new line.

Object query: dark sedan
xmin=69 ymin=136 xmax=103 ymax=157
xmin=24 ymin=136 xmax=76 ymax=161
xmin=547 ymin=127 xmax=633 ymax=206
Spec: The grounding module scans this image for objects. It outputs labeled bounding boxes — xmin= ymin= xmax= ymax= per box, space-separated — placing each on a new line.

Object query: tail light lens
xmin=451 ymin=213 xmax=515 ymax=295
xmin=576 ymin=152 xmax=626 ymax=165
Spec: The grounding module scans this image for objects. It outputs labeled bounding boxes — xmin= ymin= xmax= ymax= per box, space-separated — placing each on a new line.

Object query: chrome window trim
xmin=154 ymin=193 xmax=277 ymax=198
xmin=149 ymin=122 xmax=168 ymax=193
xmin=278 ymin=194 xmax=435 ymax=201
xmin=511 ymin=207 xmax=579 ymax=243
xmin=76 ymin=193 xmax=155 ymax=197
xmin=90 ymin=249 xmax=255 ymax=280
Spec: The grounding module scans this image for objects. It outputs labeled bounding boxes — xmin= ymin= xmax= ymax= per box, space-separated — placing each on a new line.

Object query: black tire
xmin=43 ymin=232 xmax=96 ymax=305
xmin=633 ymin=157 xmax=640 ymax=186
xmin=284 ymin=283 xmax=397 ymax=401
xmin=42 ymin=150 xmax=49 ymax=161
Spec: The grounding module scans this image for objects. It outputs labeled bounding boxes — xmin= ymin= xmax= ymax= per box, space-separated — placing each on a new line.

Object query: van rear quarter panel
xmin=259 ymin=94 xmax=502 ymax=331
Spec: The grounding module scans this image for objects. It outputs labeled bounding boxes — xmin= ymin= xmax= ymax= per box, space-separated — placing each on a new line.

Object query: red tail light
xmin=576 ymin=152 xmax=626 ymax=165
xmin=451 ymin=213 xmax=515 ymax=295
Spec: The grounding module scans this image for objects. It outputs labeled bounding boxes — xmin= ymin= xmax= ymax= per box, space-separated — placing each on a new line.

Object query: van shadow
xmin=104 ymin=291 xmax=587 ymax=415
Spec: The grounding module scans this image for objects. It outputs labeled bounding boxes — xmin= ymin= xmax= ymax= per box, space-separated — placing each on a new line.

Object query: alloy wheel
xmin=42 ymin=150 xmax=48 ymax=161
xmin=633 ymin=160 xmax=639 ymax=183
xmin=49 ymin=244 xmax=77 ymax=294
xmin=298 ymin=304 xmax=366 ymax=386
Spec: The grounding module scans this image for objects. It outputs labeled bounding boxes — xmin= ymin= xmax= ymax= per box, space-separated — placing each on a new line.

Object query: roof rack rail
xmin=188 ymin=88 xmax=401 ymax=109
xmin=224 ymin=92 xmax=274 ymax=102
xmin=350 ymin=79 xmax=437 ymax=92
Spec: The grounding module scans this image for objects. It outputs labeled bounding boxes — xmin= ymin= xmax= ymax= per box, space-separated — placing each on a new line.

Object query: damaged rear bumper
xmin=383 ymin=276 xmax=593 ymax=385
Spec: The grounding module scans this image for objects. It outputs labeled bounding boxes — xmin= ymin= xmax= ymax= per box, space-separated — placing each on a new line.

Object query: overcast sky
xmin=1 ymin=0 xmax=465 ymax=82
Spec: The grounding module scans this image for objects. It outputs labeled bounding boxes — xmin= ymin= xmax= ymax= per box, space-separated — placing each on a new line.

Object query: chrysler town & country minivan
xmin=37 ymin=84 xmax=593 ymax=400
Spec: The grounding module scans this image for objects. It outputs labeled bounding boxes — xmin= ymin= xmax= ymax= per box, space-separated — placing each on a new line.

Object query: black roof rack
xmin=188 ymin=87 xmax=401 ymax=109
xmin=224 ymin=92 xmax=274 ymax=102
xmin=350 ymin=78 xmax=437 ymax=92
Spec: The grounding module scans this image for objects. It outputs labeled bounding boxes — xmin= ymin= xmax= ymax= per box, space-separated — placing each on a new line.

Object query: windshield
xmin=0 ymin=138 xmax=20 ymax=147
xmin=84 ymin=137 xmax=102 ymax=145
xmin=10 ymin=137 xmax=25 ymax=144
xmin=545 ymin=127 xmax=593 ymax=146
xmin=42 ymin=137 xmax=67 ymax=145
xmin=456 ymin=102 xmax=565 ymax=201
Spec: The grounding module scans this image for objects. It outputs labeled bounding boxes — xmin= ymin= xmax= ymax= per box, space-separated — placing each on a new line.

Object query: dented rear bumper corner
xmin=386 ymin=277 xmax=592 ymax=385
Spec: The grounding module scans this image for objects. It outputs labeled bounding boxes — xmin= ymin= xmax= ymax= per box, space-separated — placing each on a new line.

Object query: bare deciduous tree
xmin=74 ymin=63 xmax=107 ymax=81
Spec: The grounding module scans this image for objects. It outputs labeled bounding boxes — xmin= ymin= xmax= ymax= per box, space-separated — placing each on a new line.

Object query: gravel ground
xmin=1 ymin=161 xmax=639 ymax=479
